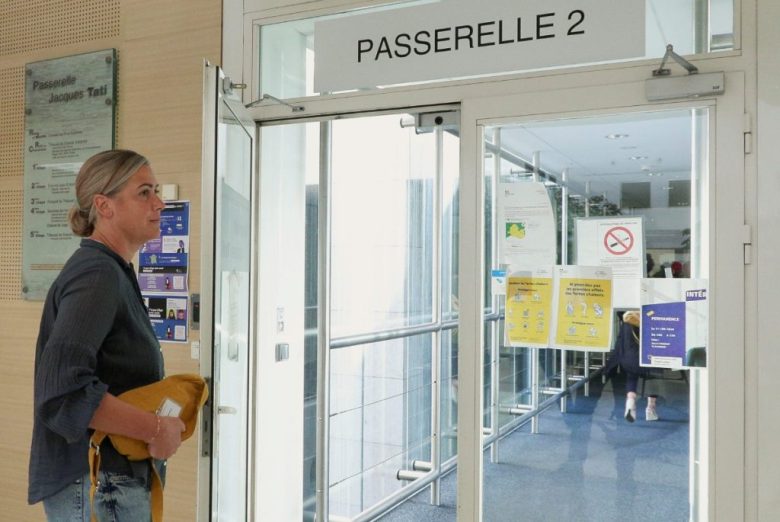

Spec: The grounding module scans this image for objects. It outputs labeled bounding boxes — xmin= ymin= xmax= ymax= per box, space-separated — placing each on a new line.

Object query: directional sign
xmin=603 ymin=226 xmax=635 ymax=256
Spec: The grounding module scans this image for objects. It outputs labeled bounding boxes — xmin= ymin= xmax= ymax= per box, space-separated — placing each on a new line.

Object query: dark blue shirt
xmin=28 ymin=239 xmax=163 ymax=504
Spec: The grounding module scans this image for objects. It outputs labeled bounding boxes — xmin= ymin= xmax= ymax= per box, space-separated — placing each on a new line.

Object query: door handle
xmin=217 ymin=405 xmax=238 ymax=415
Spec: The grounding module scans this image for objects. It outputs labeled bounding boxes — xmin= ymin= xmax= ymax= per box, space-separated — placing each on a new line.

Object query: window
xmin=256 ymin=0 xmax=735 ymax=98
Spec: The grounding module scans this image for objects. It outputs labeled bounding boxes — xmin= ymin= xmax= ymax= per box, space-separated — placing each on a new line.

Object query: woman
xmin=28 ymin=150 xmax=186 ymax=521
xmin=604 ymin=310 xmax=659 ymax=422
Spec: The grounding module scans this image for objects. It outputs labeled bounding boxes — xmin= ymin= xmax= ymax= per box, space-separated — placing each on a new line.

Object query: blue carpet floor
xmin=378 ymin=370 xmax=690 ymax=522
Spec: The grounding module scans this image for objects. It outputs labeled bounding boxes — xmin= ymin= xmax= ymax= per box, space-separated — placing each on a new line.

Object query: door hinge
xmin=743 ymin=224 xmax=752 ymax=265
xmin=743 ymin=113 xmax=753 ymax=155
xmin=221 ymin=76 xmax=246 ymax=96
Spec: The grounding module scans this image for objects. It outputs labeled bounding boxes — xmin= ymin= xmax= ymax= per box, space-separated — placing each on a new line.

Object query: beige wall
xmin=0 ymin=1 xmax=220 ymax=520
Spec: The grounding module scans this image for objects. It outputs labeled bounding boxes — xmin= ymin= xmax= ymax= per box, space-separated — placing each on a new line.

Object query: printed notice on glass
xmin=640 ymin=278 xmax=708 ymax=369
xmin=575 ymin=217 xmax=644 ymax=309
xmin=552 ymin=265 xmax=613 ymax=351
xmin=505 ymin=267 xmax=553 ymax=348
xmin=22 ymin=49 xmax=116 ymax=300
xmin=498 ymin=182 xmax=557 ymax=271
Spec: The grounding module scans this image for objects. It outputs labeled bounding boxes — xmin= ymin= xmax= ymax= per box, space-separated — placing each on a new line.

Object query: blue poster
xmin=138 ymin=201 xmax=190 ymax=343
xmin=641 ymin=301 xmax=686 ymax=366
xmin=639 ymin=278 xmax=708 ymax=369
xmin=144 ymin=294 xmax=188 ymax=343
xmin=139 ymin=201 xmax=189 ymax=293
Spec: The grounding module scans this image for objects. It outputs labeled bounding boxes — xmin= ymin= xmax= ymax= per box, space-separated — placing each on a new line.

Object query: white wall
xmin=755 ymin=1 xmax=780 ymax=518
xmin=254 ymin=123 xmax=306 ymax=521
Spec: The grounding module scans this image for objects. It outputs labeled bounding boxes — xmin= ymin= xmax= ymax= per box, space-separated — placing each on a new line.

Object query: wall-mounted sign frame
xmin=314 ymin=0 xmax=645 ymax=92
xmin=22 ymin=49 xmax=116 ymax=300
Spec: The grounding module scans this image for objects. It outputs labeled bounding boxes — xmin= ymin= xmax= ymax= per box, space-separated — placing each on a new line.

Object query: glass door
xmin=257 ymin=108 xmax=460 ymax=522
xmin=458 ymin=75 xmax=746 ymax=521
xmin=201 ymin=64 xmax=255 ymax=521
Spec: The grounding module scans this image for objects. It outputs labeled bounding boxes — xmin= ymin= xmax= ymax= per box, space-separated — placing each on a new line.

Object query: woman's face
xmin=105 ymin=165 xmax=164 ymax=246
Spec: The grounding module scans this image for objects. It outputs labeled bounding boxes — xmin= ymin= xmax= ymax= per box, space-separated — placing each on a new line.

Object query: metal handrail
xmin=337 ymin=365 xmax=603 ymax=522
xmin=327 ymin=311 xmax=503 ymax=350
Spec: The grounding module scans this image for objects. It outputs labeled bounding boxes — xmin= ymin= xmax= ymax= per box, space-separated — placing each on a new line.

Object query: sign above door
xmin=314 ymin=0 xmax=645 ymax=93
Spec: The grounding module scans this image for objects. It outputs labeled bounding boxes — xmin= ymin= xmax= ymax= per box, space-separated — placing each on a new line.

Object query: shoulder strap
xmin=88 ymin=432 xmax=106 ymax=522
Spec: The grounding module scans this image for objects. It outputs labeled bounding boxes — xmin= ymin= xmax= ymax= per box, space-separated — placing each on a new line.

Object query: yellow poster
xmin=505 ymin=268 xmax=553 ymax=348
xmin=553 ymin=266 xmax=613 ymax=351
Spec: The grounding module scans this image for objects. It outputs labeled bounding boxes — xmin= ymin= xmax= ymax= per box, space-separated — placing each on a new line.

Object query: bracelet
xmin=148 ymin=415 xmax=161 ymax=444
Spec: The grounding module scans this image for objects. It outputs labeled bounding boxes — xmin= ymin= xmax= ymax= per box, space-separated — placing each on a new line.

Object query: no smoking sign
xmin=603 ymin=226 xmax=634 ymax=256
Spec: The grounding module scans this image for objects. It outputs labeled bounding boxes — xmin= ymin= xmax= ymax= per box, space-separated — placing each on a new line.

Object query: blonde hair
xmin=68 ymin=149 xmax=150 ymax=237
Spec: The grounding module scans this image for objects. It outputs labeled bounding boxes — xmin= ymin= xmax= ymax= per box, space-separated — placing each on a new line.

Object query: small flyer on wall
xmin=138 ymin=200 xmax=190 ymax=343
xmin=552 ymin=265 xmax=614 ymax=351
xmin=144 ymin=295 xmax=188 ymax=343
xmin=504 ymin=267 xmax=554 ymax=348
xmin=639 ymin=278 xmax=708 ymax=369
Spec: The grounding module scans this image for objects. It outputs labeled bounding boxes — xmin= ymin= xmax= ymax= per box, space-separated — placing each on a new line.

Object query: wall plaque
xmin=23 ymin=49 xmax=116 ymax=300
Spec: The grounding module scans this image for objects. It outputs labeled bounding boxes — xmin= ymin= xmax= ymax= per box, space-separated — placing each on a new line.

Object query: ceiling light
xmin=605 ymin=133 xmax=630 ymax=139
xmin=629 ymin=155 xmax=649 ymax=160
xmin=647 ymin=172 xmax=664 ymax=177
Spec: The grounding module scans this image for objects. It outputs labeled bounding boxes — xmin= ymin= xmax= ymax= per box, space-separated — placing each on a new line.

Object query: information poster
xmin=575 ymin=217 xmax=644 ymax=309
xmin=497 ymin=182 xmax=557 ymax=271
xmin=144 ymin=295 xmax=189 ymax=342
xmin=22 ymin=49 xmax=116 ymax=300
xmin=505 ymin=267 xmax=553 ymax=348
xmin=138 ymin=201 xmax=190 ymax=343
xmin=138 ymin=201 xmax=189 ymax=293
xmin=640 ymin=278 xmax=708 ymax=369
xmin=552 ymin=265 xmax=613 ymax=351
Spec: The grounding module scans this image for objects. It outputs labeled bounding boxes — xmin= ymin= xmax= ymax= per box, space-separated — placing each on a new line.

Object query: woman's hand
xmin=146 ymin=415 xmax=186 ymax=460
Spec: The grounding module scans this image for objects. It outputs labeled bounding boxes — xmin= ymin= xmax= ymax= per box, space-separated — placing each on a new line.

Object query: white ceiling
xmin=494 ymin=108 xmax=696 ymax=200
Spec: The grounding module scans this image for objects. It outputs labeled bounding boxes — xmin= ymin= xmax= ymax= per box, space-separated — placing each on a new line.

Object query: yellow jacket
xmin=89 ymin=374 xmax=209 ymax=522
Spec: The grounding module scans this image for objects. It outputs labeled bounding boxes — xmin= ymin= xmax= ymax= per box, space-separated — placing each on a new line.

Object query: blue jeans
xmin=43 ymin=471 xmax=151 ymax=522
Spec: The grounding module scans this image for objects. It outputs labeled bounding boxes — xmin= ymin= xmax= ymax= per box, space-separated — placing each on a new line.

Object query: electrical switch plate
xmin=160 ymin=183 xmax=179 ymax=201
xmin=275 ymin=343 xmax=289 ymax=362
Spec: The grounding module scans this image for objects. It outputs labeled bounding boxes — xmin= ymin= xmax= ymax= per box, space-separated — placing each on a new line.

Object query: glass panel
xmin=329 ymin=334 xmax=433 ymax=519
xmin=441 ymin=130 xmax=460 ymax=322
xmin=265 ymin=110 xmax=460 ymax=521
xmin=213 ymin=97 xmax=252 ymax=520
xmin=440 ymin=329 xmax=458 ymax=461
xmin=258 ymin=0 xmax=734 ymax=97
xmin=330 ymin=115 xmax=436 ymax=338
xmin=258 ymin=0 xmax=432 ymax=98
xmin=258 ymin=120 xmax=320 ymax=521
xmin=481 ymin=108 xmax=707 ymax=521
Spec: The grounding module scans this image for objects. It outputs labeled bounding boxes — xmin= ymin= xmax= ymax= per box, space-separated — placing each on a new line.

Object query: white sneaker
xmin=646 ymin=406 xmax=659 ymax=421
xmin=624 ymin=397 xmax=636 ymax=423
